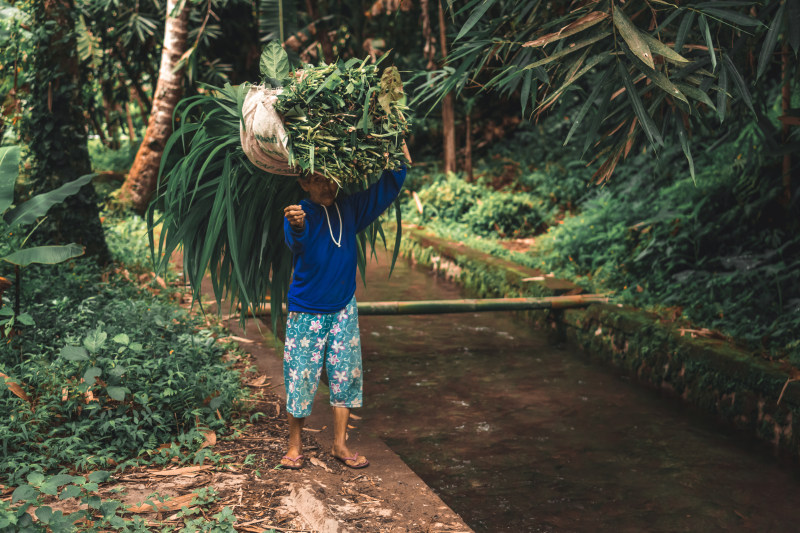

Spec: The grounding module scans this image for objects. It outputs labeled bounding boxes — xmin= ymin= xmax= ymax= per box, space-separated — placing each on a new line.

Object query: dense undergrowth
xmin=402 ymin=115 xmax=800 ymax=365
xmin=0 ymin=209 xmax=248 ymax=531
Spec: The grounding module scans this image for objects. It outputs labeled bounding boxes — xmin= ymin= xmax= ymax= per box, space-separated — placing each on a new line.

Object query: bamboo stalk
xmin=247 ymin=294 xmax=608 ymax=317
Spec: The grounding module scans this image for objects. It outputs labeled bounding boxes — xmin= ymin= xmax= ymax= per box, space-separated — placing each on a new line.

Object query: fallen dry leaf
xmin=309 ymin=457 xmax=332 ymax=473
xmin=0 ymin=373 xmax=29 ymax=403
xmin=148 ymin=465 xmax=214 ymax=477
xmin=127 ymin=492 xmax=199 ymax=513
xmin=247 ymin=375 xmax=270 ymax=387
xmin=199 ymin=430 xmax=216 ymax=450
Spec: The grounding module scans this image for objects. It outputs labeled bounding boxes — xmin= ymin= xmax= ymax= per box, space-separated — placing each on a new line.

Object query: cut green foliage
xmin=270 ymin=51 xmax=411 ymax=186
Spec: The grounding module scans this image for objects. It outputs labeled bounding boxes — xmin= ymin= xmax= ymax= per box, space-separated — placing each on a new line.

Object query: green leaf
xmin=676 ymin=83 xmax=716 ymax=111
xmin=112 ymin=333 xmax=130 ymax=345
xmin=35 ymin=506 xmax=53 ymax=524
xmin=675 ymin=10 xmax=695 ymax=53
xmin=83 ymin=328 xmax=107 ymax=353
xmin=59 ymin=485 xmax=83 ymax=500
xmin=520 ymin=69 xmax=532 ymax=118
xmin=716 ymin=65 xmax=728 ymax=122
xmin=722 ymin=53 xmax=755 ymax=116
xmin=618 ymin=61 xmax=662 ymax=149
xmin=38 ymin=482 xmax=59 ymax=496
xmin=676 ymin=116 xmax=696 ymax=183
xmin=698 ymin=15 xmax=716 ymax=71
xmin=564 ymin=70 xmax=612 ymax=146
xmin=788 ymin=0 xmax=800 ymax=54
xmin=12 ymin=484 xmax=37 ymax=503
xmin=106 ymin=386 xmax=127 ymax=401
xmin=16 ymin=313 xmax=34 ymax=326
xmin=700 ymin=7 xmax=762 ymax=27
xmin=0 ymin=145 xmax=20 ymax=213
xmin=61 ymin=345 xmax=89 ymax=361
xmin=612 ymin=5 xmax=654 ymax=69
xmin=259 ymin=41 xmax=290 ymax=82
xmin=87 ymin=471 xmax=111 ymax=483
xmin=27 ymin=472 xmax=45 ymax=487
xmin=2 ymin=244 xmax=84 ymax=267
xmin=455 ymin=0 xmax=498 ymax=41
xmin=4 ymin=173 xmax=94 ymax=227
xmin=83 ymin=367 xmax=102 ymax=385
xmin=757 ymin=2 xmax=786 ymax=80
xmin=641 ymin=33 xmax=690 ymax=64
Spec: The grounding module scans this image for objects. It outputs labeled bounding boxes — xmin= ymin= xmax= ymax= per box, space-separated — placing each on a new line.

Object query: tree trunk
xmin=438 ymin=1 xmax=456 ymax=174
xmin=120 ymin=0 xmax=190 ymax=215
xmin=23 ymin=0 xmax=109 ymax=263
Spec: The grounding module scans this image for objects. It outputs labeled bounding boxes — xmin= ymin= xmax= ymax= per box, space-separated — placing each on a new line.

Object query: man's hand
xmin=284 ymin=205 xmax=306 ymax=229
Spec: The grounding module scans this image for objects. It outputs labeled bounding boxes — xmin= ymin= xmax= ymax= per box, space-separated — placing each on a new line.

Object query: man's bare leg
xmin=331 ymin=406 xmax=368 ymax=467
xmin=281 ymin=413 xmax=305 ymax=468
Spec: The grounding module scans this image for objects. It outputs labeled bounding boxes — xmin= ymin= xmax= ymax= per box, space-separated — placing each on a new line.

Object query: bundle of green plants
xmin=152 ymin=43 xmax=406 ymax=330
xmin=269 ymin=48 xmax=410 ymax=186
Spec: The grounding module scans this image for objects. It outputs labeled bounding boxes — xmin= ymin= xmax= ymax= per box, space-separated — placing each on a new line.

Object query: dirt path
xmin=136 ymin=270 xmax=473 ymax=532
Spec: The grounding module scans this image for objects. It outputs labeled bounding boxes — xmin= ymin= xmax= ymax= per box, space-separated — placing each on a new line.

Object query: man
xmin=281 ymin=159 xmax=408 ymax=469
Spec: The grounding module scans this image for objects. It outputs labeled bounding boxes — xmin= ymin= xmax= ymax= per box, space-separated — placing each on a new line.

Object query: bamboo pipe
xmin=247 ymin=294 xmax=608 ymax=317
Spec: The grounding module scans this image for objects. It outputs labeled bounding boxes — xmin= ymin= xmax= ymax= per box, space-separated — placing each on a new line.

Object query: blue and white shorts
xmin=283 ymin=296 xmax=363 ymax=418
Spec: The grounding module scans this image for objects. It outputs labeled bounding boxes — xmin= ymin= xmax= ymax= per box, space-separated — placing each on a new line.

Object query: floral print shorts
xmin=283 ymin=295 xmax=362 ymax=417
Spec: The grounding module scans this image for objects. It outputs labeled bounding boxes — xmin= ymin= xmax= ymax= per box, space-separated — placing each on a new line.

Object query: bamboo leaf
xmin=520 ymin=69 xmax=532 ymax=118
xmin=757 ymin=2 xmax=786 ymax=80
xmin=788 ymin=0 xmax=800 ymax=54
xmin=621 ymin=43 xmax=688 ymax=105
xmin=617 ymin=61 xmax=662 ymax=149
xmin=716 ymin=65 xmax=728 ymax=122
xmin=581 ymin=82 xmax=615 ymax=157
xmin=523 ymin=31 xmax=611 ymax=70
xmin=564 ymin=70 xmax=612 ymax=146
xmin=698 ymin=15 xmax=716 ymax=71
xmin=675 ymin=10 xmax=695 ymax=52
xmin=722 ymin=52 xmax=755 ymax=116
xmin=700 ymin=7 xmax=762 ymax=27
xmin=641 ymin=33 xmax=690 ymax=64
xmin=455 ymin=0 xmax=498 ymax=42
xmin=523 ymin=11 xmax=609 ymax=48
xmin=675 ymin=83 xmax=716 ymax=111
xmin=612 ymin=5 xmax=655 ymax=69
xmin=675 ymin=116 xmax=695 ymax=183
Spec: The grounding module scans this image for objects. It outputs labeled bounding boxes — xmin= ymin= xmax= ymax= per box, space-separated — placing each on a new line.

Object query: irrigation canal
xmin=353 ymin=250 xmax=800 ymax=532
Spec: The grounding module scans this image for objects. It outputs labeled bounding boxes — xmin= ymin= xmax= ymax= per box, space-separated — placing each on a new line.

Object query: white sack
xmin=240 ymin=85 xmax=298 ymax=176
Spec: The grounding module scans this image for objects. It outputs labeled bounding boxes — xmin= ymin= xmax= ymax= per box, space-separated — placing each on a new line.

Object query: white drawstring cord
xmin=322 ymin=203 xmax=342 ymax=247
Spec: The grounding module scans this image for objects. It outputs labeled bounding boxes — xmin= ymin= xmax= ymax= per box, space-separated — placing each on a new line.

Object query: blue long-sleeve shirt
xmin=284 ymin=166 xmax=406 ymax=313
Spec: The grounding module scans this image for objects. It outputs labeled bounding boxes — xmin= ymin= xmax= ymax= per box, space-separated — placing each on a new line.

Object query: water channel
xmin=354 ymin=250 xmax=800 ymax=532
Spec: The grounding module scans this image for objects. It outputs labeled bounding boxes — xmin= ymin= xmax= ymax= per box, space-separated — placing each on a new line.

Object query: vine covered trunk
xmin=23 ymin=0 xmax=109 ymax=262
xmin=121 ymin=0 xmax=191 ymax=215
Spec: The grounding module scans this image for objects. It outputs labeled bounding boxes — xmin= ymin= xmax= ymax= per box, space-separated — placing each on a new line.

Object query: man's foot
xmin=331 ymin=451 xmax=369 ymax=469
xmin=280 ymin=454 xmax=305 ymax=470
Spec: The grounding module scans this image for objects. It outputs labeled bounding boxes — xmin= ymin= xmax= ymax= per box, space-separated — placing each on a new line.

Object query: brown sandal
xmin=280 ymin=454 xmax=305 ymax=470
